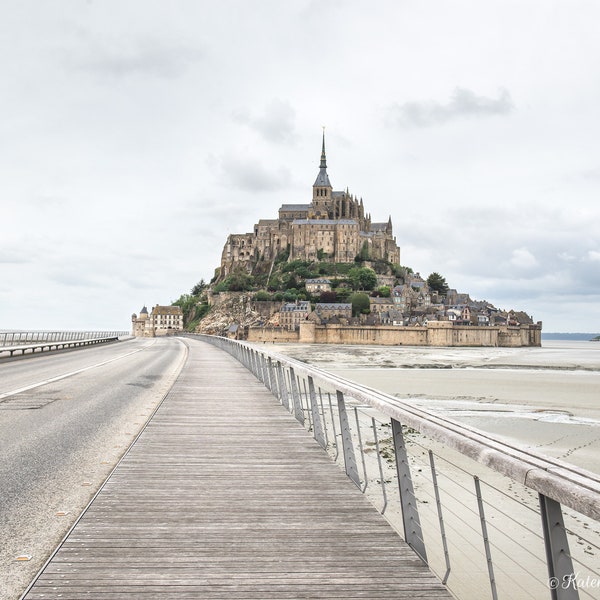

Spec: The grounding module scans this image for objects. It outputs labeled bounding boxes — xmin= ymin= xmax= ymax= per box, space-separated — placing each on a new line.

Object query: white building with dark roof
xmin=131 ymin=304 xmax=183 ymax=337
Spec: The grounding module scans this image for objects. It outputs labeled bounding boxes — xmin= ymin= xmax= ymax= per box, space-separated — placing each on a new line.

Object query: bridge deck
xmin=24 ymin=338 xmax=450 ymax=599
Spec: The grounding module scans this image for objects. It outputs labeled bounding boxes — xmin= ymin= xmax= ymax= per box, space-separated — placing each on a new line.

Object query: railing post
xmin=277 ymin=362 xmax=290 ymax=410
xmin=372 ymin=417 xmax=388 ymax=514
xmin=391 ymin=418 xmax=427 ymax=563
xmin=429 ymin=451 xmax=450 ymax=584
xmin=261 ymin=354 xmax=271 ymax=389
xmin=336 ymin=390 xmax=360 ymax=488
xmin=474 ymin=476 xmax=498 ymax=600
xmin=255 ymin=352 xmax=265 ymax=383
xmin=539 ymin=494 xmax=579 ymax=600
xmin=267 ymin=357 xmax=278 ymax=398
xmin=288 ymin=367 xmax=304 ymax=425
xmin=307 ymin=376 xmax=326 ymax=449
xmin=249 ymin=349 xmax=258 ymax=378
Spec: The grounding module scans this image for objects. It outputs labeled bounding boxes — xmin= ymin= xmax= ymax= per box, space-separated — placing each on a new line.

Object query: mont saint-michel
xmin=162 ymin=135 xmax=541 ymax=347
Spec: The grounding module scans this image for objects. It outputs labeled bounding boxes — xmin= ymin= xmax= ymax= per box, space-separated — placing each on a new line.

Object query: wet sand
xmin=271 ymin=340 xmax=600 ymax=473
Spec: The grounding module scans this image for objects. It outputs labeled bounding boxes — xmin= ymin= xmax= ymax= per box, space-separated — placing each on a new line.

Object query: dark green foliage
xmin=191 ymin=279 xmax=207 ymax=296
xmin=334 ymin=286 xmax=352 ymax=302
xmin=354 ymin=240 xmax=370 ymax=262
xmin=214 ymin=270 xmax=255 ymax=293
xmin=349 ymin=292 xmax=371 ymax=316
xmin=281 ymin=259 xmax=312 ymax=273
xmin=348 ymin=267 xmax=377 ymax=291
xmin=427 ymin=272 xmax=449 ymax=295
xmin=227 ymin=271 xmax=254 ymax=291
xmin=274 ymin=246 xmax=290 ymax=264
xmin=186 ymin=303 xmax=210 ymax=331
xmin=254 ymin=290 xmax=272 ymax=301
xmin=172 ymin=292 xmax=211 ymax=331
xmin=372 ymin=259 xmax=392 ymax=274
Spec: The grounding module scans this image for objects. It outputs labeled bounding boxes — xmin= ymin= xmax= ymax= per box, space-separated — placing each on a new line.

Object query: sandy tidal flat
xmin=271 ymin=340 xmax=600 ymax=474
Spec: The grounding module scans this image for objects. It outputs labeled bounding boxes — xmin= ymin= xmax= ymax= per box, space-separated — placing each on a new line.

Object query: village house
xmin=305 ymin=278 xmax=332 ymax=294
xmin=279 ymin=300 xmax=311 ymax=330
xmin=370 ymin=296 xmax=397 ymax=316
xmin=312 ymin=302 xmax=352 ymax=322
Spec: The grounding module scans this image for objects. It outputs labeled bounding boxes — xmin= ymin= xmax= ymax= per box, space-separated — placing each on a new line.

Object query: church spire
xmin=320 ymin=129 xmax=327 ymax=169
xmin=313 ymin=128 xmax=331 ymax=188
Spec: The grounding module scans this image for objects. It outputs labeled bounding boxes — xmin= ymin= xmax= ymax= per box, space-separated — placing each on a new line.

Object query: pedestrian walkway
xmin=23 ymin=338 xmax=450 ymax=599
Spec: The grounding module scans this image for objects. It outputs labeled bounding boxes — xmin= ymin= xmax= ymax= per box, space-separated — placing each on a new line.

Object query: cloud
xmin=388 ymin=87 xmax=514 ymax=128
xmin=217 ymin=153 xmax=291 ymax=192
xmin=509 ymin=247 xmax=538 ymax=270
xmin=232 ymin=99 xmax=297 ymax=144
xmin=588 ymin=250 xmax=600 ymax=262
xmin=0 ymin=248 xmax=30 ymax=264
xmin=68 ymin=35 xmax=203 ymax=79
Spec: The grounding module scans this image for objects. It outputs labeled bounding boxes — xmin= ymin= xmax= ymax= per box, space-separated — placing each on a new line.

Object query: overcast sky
xmin=1 ymin=1 xmax=599 ymax=333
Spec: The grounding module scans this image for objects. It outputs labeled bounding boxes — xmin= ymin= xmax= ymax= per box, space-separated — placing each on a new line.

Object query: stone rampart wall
xmin=247 ymin=321 xmax=541 ymax=347
xmin=247 ymin=327 xmax=300 ymax=343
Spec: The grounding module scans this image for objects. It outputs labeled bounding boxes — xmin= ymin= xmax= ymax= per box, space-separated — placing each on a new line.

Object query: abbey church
xmin=219 ymin=135 xmax=401 ymax=277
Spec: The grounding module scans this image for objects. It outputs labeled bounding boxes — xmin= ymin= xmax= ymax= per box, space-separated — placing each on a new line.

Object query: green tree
xmin=191 ymin=279 xmax=207 ymax=296
xmin=334 ymin=286 xmax=351 ymax=302
xmin=376 ymin=286 xmax=391 ymax=298
xmin=254 ymin=290 xmax=271 ymax=301
xmin=427 ymin=272 xmax=449 ymax=295
xmin=348 ymin=267 xmax=377 ymax=291
xmin=282 ymin=272 xmax=298 ymax=290
xmin=354 ymin=240 xmax=370 ymax=262
xmin=349 ymin=292 xmax=371 ymax=316
xmin=227 ymin=271 xmax=254 ymax=291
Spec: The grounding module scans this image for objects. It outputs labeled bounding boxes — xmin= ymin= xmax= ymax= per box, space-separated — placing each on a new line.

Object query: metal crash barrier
xmin=0 ymin=331 xmax=129 ymax=358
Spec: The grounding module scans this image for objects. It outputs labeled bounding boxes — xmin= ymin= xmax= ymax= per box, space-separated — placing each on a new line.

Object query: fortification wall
xmin=247 ymin=327 xmax=299 ymax=343
xmin=248 ymin=322 xmax=541 ymax=347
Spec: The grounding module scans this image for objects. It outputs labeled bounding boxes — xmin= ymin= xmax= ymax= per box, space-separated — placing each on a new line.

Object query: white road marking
xmin=0 ymin=341 xmax=157 ymax=401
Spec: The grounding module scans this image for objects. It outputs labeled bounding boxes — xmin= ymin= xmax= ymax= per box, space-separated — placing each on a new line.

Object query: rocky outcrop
xmin=196 ymin=292 xmax=263 ymax=336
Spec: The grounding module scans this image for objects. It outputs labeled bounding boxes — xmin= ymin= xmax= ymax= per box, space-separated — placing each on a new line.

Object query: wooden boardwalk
xmin=24 ymin=338 xmax=450 ymax=599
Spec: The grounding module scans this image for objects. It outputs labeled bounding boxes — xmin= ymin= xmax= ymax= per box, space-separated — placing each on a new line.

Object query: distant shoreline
xmin=542 ymin=332 xmax=600 ymax=340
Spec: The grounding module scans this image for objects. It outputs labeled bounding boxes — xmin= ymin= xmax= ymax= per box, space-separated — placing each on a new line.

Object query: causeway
xmin=23 ymin=337 xmax=450 ymax=599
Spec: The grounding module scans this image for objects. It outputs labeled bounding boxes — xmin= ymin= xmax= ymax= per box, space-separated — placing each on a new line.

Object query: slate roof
xmin=152 ymin=305 xmax=183 ymax=315
xmin=280 ymin=204 xmax=311 ymax=212
xmin=315 ymin=303 xmax=352 ymax=310
xmin=370 ymin=223 xmax=388 ymax=232
xmin=292 ymin=219 xmax=357 ymax=225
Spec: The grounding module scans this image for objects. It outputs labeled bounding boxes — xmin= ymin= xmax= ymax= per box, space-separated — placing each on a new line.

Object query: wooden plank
xmin=23 ymin=338 xmax=450 ymax=599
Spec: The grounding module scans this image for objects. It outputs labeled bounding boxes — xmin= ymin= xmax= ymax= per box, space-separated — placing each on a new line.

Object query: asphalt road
xmin=0 ymin=337 xmax=187 ymax=600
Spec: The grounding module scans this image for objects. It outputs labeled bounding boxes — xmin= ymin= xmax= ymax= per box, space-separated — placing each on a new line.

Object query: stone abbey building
xmin=219 ymin=135 xmax=401 ymax=277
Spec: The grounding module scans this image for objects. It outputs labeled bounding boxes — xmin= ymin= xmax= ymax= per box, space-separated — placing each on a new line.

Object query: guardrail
xmin=190 ymin=334 xmax=600 ymax=600
xmin=0 ymin=331 xmax=129 ymax=357
xmin=0 ymin=331 xmax=127 ymax=346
